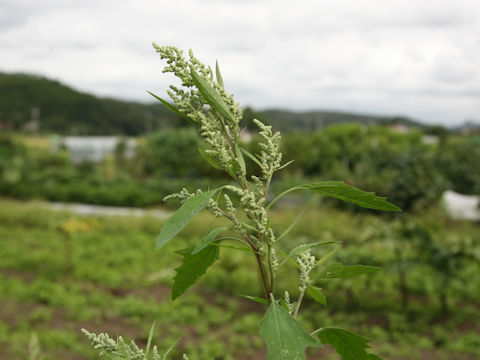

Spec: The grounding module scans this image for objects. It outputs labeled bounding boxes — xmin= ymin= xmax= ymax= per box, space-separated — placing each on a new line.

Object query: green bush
xmin=436 ymin=136 xmax=480 ymax=195
xmin=144 ymin=128 xmax=224 ymax=178
xmin=281 ymin=124 xmax=446 ymax=212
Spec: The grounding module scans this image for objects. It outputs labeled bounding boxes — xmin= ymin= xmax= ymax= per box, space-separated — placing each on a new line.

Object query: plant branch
xmin=256 ymin=253 xmax=271 ymax=299
xmin=293 ymin=289 xmax=305 ymax=318
xmin=267 ymin=244 xmax=275 ymax=293
xmin=310 ymin=328 xmax=324 ymax=337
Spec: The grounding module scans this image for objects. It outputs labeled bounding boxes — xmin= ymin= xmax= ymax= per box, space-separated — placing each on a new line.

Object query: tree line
xmin=0 ymin=72 xmax=427 ymax=135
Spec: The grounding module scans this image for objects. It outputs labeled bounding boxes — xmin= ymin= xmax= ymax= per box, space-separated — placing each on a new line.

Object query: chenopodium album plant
xmin=85 ymin=45 xmax=401 ymax=360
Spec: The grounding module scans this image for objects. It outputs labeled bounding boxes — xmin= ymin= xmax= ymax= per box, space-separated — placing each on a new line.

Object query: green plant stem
xmin=263 ymin=175 xmax=272 ymax=206
xmin=293 ymin=289 xmax=305 ymax=318
xmin=310 ymin=328 xmax=323 ymax=337
xmin=267 ymin=244 xmax=275 ymax=293
xmin=262 ymin=174 xmax=275 ymax=294
xmin=256 ymin=253 xmax=271 ymax=299
xmin=243 ymin=234 xmax=258 ymax=251
xmin=215 ymin=87 xmax=273 ymax=302
xmin=219 ymin=118 xmax=248 ymax=189
xmin=243 ymin=234 xmax=270 ymax=300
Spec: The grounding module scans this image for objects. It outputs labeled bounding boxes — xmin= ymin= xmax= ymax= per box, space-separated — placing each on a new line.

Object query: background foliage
xmin=1 ymin=71 xmax=480 ymax=360
xmin=2 ymin=124 xmax=478 ymax=209
xmin=0 ymin=199 xmax=479 ymax=359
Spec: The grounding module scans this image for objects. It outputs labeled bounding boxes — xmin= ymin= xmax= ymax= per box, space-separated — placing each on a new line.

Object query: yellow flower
xmin=59 ymin=217 xmax=99 ymax=235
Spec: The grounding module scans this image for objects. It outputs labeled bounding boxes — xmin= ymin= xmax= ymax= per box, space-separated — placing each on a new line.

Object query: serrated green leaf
xmin=192 ymin=227 xmax=229 ymax=254
xmin=190 ymin=66 xmax=237 ymax=124
xmin=147 ymin=91 xmax=198 ymax=126
xmin=260 ymin=300 xmax=321 ymax=360
xmin=303 ymin=181 xmax=401 ymax=212
xmin=156 ymin=190 xmax=218 ymax=249
xmin=215 ymin=60 xmax=224 ymax=88
xmin=267 ymin=182 xmax=401 ymax=212
xmin=308 ymin=287 xmax=327 ymax=305
xmin=239 ymin=295 xmax=268 ymax=305
xmin=172 ymin=245 xmax=219 ymax=300
xmin=317 ymin=328 xmax=382 ymax=360
xmin=319 ymin=264 xmax=381 ymax=279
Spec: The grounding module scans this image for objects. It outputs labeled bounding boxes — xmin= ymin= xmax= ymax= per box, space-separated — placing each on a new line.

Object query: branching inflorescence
xmin=85 ymin=44 xmax=401 ymax=360
xmin=152 ymin=44 xmax=286 ymax=299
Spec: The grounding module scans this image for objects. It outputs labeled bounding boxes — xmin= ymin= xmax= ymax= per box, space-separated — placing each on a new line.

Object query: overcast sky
xmin=1 ymin=0 xmax=479 ymax=125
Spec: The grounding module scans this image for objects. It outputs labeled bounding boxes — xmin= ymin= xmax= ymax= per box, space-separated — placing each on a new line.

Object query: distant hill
xmin=263 ymin=109 xmax=425 ymax=132
xmin=0 ymin=72 xmax=425 ymax=135
xmin=0 ymin=72 xmax=180 ymax=135
xmin=451 ymin=119 xmax=480 ymax=134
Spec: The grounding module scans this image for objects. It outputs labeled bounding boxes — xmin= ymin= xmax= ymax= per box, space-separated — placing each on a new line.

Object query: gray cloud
xmin=0 ymin=0 xmax=479 ymax=125
xmin=0 ymin=11 xmax=25 ymax=31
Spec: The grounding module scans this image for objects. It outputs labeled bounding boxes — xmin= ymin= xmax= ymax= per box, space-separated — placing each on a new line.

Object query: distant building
xmin=388 ymin=123 xmax=409 ymax=134
xmin=60 ymin=136 xmax=136 ymax=163
xmin=422 ymin=135 xmax=439 ymax=145
xmin=443 ymin=191 xmax=480 ymax=221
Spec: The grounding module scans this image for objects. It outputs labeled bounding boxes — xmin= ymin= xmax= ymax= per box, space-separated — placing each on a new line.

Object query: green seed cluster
xmin=82 ymin=329 xmax=188 ymax=360
xmin=82 ymin=329 xmax=146 ymax=359
xmin=153 ymin=44 xmax=244 ymax=176
xmin=254 ymin=119 xmax=282 ymax=180
xmin=297 ymin=250 xmax=316 ymax=292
